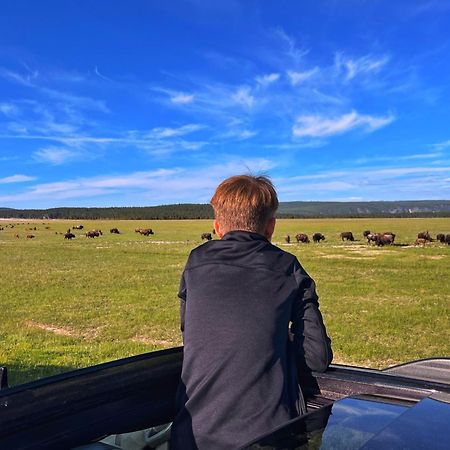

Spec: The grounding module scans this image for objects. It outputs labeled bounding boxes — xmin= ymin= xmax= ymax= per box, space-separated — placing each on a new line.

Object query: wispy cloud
xmin=33 ymin=147 xmax=80 ymax=165
xmin=273 ymin=28 xmax=308 ymax=65
xmin=232 ymin=87 xmax=254 ymax=108
xmin=0 ymin=103 xmax=19 ymax=116
xmin=287 ymin=68 xmax=319 ymax=85
xmin=170 ymin=92 xmax=194 ymax=104
xmin=150 ymin=123 xmax=205 ymax=138
xmin=255 ymin=73 xmax=280 ymax=87
xmin=0 ymin=158 xmax=277 ymax=206
xmin=293 ymin=111 xmax=395 ymax=138
xmin=0 ymin=174 xmax=36 ymax=184
xmin=0 ymin=67 xmax=37 ymax=87
xmin=335 ymin=53 xmax=390 ymax=81
xmin=94 ymin=66 xmax=113 ymax=82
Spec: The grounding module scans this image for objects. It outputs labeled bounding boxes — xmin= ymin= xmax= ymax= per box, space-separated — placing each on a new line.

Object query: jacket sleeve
xmin=178 ymin=271 xmax=187 ymax=333
xmin=290 ymin=263 xmax=333 ymax=373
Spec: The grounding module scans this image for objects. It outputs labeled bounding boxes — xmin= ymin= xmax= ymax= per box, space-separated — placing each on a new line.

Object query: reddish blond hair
xmin=210 ymin=175 xmax=278 ymax=234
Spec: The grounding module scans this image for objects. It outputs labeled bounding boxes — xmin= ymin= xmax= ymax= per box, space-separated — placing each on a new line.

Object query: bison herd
xmin=281 ymin=230 xmax=450 ymax=247
xmin=2 ymin=222 xmax=450 ymax=247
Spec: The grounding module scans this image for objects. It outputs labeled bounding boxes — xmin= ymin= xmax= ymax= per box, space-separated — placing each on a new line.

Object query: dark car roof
xmin=241 ymin=391 xmax=450 ymax=449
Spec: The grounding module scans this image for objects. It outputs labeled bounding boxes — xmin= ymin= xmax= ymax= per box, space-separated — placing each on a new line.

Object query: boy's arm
xmin=178 ymin=272 xmax=187 ymax=333
xmin=291 ymin=265 xmax=333 ymax=373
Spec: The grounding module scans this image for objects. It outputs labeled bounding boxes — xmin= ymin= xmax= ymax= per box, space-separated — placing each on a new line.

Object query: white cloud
xmin=151 ymin=123 xmax=204 ymax=139
xmin=33 ymin=147 xmax=79 ymax=165
xmin=0 ymin=158 xmax=277 ymax=206
xmin=287 ymin=68 xmax=319 ymax=85
xmin=0 ymin=174 xmax=36 ymax=184
xmin=0 ymin=103 xmax=18 ymax=116
xmin=255 ymin=73 xmax=280 ymax=87
xmin=170 ymin=93 xmax=194 ymax=104
xmin=335 ymin=53 xmax=390 ymax=81
xmin=220 ymin=129 xmax=258 ymax=140
xmin=232 ymin=87 xmax=254 ymax=108
xmin=273 ymin=28 xmax=309 ymax=65
xmin=293 ymin=111 xmax=395 ymax=138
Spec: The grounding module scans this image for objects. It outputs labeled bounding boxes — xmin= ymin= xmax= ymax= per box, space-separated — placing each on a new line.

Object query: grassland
xmin=1 ymin=217 xmax=449 ymax=386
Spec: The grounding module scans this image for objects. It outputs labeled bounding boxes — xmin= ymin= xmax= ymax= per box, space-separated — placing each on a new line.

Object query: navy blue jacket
xmin=171 ymin=231 xmax=332 ymax=450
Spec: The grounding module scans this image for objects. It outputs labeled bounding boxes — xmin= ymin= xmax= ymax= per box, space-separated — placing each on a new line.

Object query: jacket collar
xmin=221 ymin=230 xmax=269 ymax=243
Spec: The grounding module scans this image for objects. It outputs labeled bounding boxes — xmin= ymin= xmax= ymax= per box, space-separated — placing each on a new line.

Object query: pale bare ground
xmin=26 ymin=320 xmax=101 ymax=340
xmin=318 ymin=255 xmax=373 ymax=260
xmin=131 ymin=335 xmax=181 ymax=347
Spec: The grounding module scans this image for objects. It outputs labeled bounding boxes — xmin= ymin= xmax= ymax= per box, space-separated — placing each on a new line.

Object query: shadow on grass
xmin=1 ymin=363 xmax=77 ymax=388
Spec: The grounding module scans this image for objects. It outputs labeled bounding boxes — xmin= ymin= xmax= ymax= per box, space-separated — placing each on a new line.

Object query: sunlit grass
xmin=1 ymin=217 xmax=449 ymax=385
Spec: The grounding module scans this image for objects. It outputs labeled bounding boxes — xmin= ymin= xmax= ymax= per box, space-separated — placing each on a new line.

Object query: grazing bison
xmin=363 ymin=230 xmax=371 ymax=238
xmin=284 ymin=235 xmax=291 ymax=244
xmin=26 ymin=234 xmax=35 ymax=239
xmin=312 ymin=232 xmax=325 ymax=243
xmin=375 ymin=233 xmax=395 ymax=246
xmin=86 ymin=231 xmax=100 ymax=238
xmin=436 ymin=233 xmax=446 ymax=243
xmin=201 ymin=232 xmax=212 ymax=241
xmin=445 ymin=234 xmax=450 ymax=245
xmin=379 ymin=232 xmax=395 ymax=245
xmin=340 ymin=232 xmax=354 ymax=241
xmin=135 ymin=228 xmax=154 ymax=235
xmin=64 ymin=232 xmax=76 ymax=239
xmin=295 ymin=233 xmax=310 ymax=243
xmin=417 ymin=231 xmax=432 ymax=242
xmin=110 ymin=228 xmax=120 ymax=234
xmin=72 ymin=225 xmax=84 ymax=230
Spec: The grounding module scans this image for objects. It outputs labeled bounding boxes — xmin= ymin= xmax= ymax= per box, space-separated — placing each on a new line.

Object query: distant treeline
xmin=1 ymin=200 xmax=450 ymax=219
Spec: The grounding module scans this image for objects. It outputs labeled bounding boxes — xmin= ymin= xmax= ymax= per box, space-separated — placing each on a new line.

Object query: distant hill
xmin=277 ymin=200 xmax=450 ymax=218
xmin=1 ymin=200 xmax=450 ymax=220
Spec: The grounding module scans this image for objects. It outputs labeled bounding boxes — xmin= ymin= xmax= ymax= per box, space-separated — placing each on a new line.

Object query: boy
xmin=171 ymin=175 xmax=332 ymax=449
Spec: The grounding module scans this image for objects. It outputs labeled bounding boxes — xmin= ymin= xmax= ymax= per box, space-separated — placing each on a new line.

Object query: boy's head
xmin=210 ymin=175 xmax=279 ymax=239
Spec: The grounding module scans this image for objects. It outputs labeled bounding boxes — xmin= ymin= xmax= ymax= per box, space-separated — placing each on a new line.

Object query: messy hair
xmin=210 ymin=175 xmax=279 ymax=234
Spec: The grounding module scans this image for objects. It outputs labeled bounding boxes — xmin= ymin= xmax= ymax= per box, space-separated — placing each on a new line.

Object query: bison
xmin=284 ymin=235 xmax=291 ymax=244
xmin=86 ymin=231 xmax=100 ymax=238
xmin=340 ymin=232 xmax=354 ymax=241
xmin=417 ymin=231 xmax=432 ymax=242
xmin=363 ymin=230 xmax=371 ymax=238
xmin=312 ymin=232 xmax=325 ymax=243
xmin=135 ymin=228 xmax=154 ymax=236
xmin=295 ymin=233 xmax=309 ymax=243
xmin=72 ymin=225 xmax=84 ymax=230
xmin=26 ymin=234 xmax=35 ymax=239
xmin=201 ymin=232 xmax=212 ymax=241
xmin=64 ymin=232 xmax=76 ymax=239
xmin=436 ymin=233 xmax=446 ymax=243
xmin=445 ymin=234 xmax=450 ymax=245
xmin=110 ymin=228 xmax=120 ymax=234
xmin=375 ymin=233 xmax=395 ymax=246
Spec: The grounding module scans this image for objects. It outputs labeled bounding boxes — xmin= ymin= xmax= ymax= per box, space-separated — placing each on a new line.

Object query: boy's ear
xmin=264 ymin=217 xmax=276 ymax=240
xmin=213 ymin=219 xmax=224 ymax=238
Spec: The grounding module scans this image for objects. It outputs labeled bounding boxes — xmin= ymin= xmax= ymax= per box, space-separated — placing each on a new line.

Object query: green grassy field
xmin=1 ymin=218 xmax=449 ymax=386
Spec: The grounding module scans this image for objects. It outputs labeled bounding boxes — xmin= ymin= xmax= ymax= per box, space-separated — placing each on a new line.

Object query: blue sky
xmin=1 ymin=0 xmax=450 ymax=208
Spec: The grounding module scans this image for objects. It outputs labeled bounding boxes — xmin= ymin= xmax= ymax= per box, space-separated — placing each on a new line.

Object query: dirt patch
xmin=26 ymin=320 xmax=99 ymax=340
xmin=132 ymin=335 xmax=179 ymax=347
xmin=319 ymin=255 xmax=371 ymax=260
xmin=419 ymin=255 xmax=446 ymax=260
